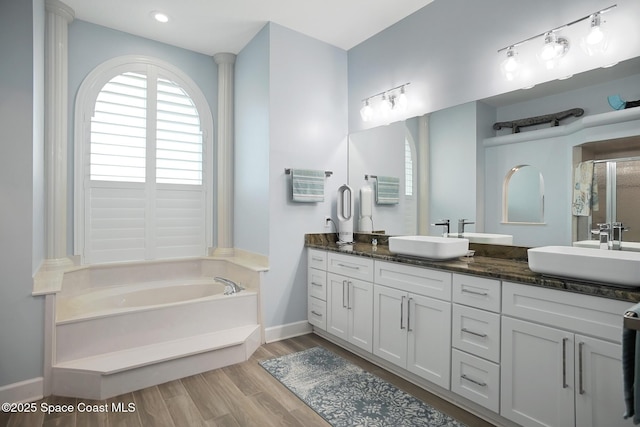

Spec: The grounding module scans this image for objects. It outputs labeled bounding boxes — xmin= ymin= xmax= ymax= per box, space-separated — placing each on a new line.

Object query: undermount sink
xmin=528 ymin=245 xmax=640 ymax=287
xmin=446 ymin=232 xmax=513 ymax=245
xmin=389 ymin=236 xmax=469 ymax=260
xmin=573 ymin=240 xmax=640 ymax=252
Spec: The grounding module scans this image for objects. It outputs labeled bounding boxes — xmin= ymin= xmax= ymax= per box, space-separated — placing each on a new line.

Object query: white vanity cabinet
xmin=326 ymin=253 xmax=374 ymax=352
xmin=373 ymin=261 xmax=452 ymax=389
xmin=307 ymin=249 xmax=327 ymax=330
xmin=450 ymin=274 xmax=501 ymax=413
xmin=500 ymin=281 xmax=632 ymax=427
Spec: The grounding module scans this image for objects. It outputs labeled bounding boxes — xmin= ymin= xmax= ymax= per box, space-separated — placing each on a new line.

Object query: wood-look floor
xmin=1 ymin=334 xmax=495 ymax=427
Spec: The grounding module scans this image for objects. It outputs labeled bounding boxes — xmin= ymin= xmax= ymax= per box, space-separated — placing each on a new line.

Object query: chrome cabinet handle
xmin=347 ymin=281 xmax=352 ymax=310
xmin=461 ymin=328 xmax=488 ymax=338
xmin=312 ymin=256 xmax=323 ymax=262
xmin=461 ymin=288 xmax=488 ymax=296
xmin=337 ymin=263 xmax=360 ymax=270
xmin=311 ymin=281 xmax=323 ymax=287
xmin=579 ymin=342 xmax=585 ymax=395
xmin=311 ymin=311 xmax=323 ymax=317
xmin=562 ymin=337 xmax=568 ymax=389
xmin=400 ymin=296 xmax=406 ymax=330
xmin=407 ymin=298 xmax=413 ymax=332
xmin=461 ymin=374 xmax=487 ymax=387
xmin=342 ymin=280 xmax=347 ymax=308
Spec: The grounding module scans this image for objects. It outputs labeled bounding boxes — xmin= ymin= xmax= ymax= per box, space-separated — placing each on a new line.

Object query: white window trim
xmin=73 ymin=55 xmax=214 ymax=264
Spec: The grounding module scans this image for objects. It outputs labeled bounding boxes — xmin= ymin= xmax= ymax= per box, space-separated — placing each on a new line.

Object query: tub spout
xmin=215 ymin=277 xmax=244 ymax=295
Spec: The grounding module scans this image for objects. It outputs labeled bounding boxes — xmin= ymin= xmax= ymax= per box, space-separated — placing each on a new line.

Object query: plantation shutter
xmin=85 ymin=68 xmax=206 ymax=264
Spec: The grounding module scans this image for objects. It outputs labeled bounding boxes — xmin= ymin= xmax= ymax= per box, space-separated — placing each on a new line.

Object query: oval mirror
xmin=503 ymin=165 xmax=544 ymax=223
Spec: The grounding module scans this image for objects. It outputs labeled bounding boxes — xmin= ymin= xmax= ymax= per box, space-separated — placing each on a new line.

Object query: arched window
xmin=74 ymin=56 xmax=213 ymax=264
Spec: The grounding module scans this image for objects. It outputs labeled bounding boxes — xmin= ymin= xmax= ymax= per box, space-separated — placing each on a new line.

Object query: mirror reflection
xmin=503 ymin=165 xmax=544 ymax=224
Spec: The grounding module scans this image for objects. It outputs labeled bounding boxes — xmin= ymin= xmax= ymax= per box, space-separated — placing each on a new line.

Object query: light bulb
xmin=151 ymin=11 xmax=169 ymax=23
xmin=396 ymin=87 xmax=408 ymax=111
xmin=360 ymin=99 xmax=373 ymax=122
xmin=581 ymin=13 xmax=609 ymax=56
xmin=500 ymin=47 xmax=521 ymax=81
xmin=379 ymin=94 xmax=392 ymax=117
xmin=539 ymin=32 xmax=569 ymax=70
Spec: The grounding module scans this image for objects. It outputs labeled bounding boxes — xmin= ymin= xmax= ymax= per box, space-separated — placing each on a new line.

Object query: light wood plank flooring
xmin=1 ymin=334 xmax=495 ymax=427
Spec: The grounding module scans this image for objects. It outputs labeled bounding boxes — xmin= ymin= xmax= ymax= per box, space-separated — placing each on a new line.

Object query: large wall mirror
xmin=503 ymin=165 xmax=544 ymax=224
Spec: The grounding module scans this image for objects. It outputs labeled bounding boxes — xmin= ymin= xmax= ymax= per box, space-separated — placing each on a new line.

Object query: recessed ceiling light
xmin=151 ymin=11 xmax=169 ymax=23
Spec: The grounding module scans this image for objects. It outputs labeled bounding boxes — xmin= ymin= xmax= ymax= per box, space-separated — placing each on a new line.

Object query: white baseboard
xmin=264 ymin=321 xmax=312 ymax=343
xmin=0 ymin=377 xmax=44 ymax=403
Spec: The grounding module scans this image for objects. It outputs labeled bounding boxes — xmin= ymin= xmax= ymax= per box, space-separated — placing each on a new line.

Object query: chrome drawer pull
xmin=461 ymin=328 xmax=488 ymax=338
xmin=461 ymin=374 xmax=486 ymax=387
xmin=461 ymin=288 xmax=488 ymax=296
xmin=311 ymin=311 xmax=323 ymax=317
xmin=311 ymin=282 xmax=323 ymax=287
xmin=579 ymin=342 xmax=585 ymax=395
xmin=562 ymin=337 xmax=568 ymax=389
xmin=337 ymin=263 xmax=360 ymax=270
xmin=312 ymin=257 xmax=323 ymax=262
xmin=400 ymin=296 xmax=406 ymax=330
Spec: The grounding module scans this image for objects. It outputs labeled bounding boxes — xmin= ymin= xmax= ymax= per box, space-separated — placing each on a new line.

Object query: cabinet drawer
xmin=308 ymin=297 xmax=326 ymax=330
xmin=308 ymin=249 xmax=327 ymax=270
xmin=308 ymin=268 xmax=327 ymax=301
xmin=453 ymin=274 xmax=501 ymax=313
xmin=451 ymin=349 xmax=500 ymax=413
xmin=327 ymin=252 xmax=374 ymax=282
xmin=374 ymin=260 xmax=451 ymax=301
xmin=502 ymin=281 xmax=630 ymax=343
xmin=452 ymin=304 xmax=500 ymax=363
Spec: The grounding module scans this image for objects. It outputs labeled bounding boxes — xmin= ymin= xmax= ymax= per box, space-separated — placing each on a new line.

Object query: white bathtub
xmin=51 ymin=258 xmax=263 ymax=399
xmin=56 ymin=279 xmax=242 ymax=323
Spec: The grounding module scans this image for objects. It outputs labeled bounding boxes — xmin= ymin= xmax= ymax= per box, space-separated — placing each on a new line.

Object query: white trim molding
xmin=264 ymin=321 xmax=313 ymax=343
xmin=0 ymin=377 xmax=44 ymax=404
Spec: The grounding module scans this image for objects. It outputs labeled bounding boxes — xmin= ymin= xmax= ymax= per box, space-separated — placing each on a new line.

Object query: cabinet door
xmin=327 ymin=273 xmax=349 ymax=341
xmin=501 ymin=316 xmax=575 ymax=427
xmin=373 ymin=285 xmax=408 ymax=367
xmin=575 ymin=335 xmax=631 ymax=427
xmin=407 ymin=294 xmax=451 ymax=389
xmin=348 ymin=278 xmax=373 ymax=352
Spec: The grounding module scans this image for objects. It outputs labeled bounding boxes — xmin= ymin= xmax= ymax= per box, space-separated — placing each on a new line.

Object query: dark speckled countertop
xmin=305 ymin=233 xmax=640 ymax=304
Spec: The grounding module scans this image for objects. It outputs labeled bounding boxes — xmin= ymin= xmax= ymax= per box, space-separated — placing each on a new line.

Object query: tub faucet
xmin=215 ymin=277 xmax=244 ymax=295
xmin=431 ymin=219 xmax=450 ymax=236
xmin=457 ymin=219 xmax=475 ymax=238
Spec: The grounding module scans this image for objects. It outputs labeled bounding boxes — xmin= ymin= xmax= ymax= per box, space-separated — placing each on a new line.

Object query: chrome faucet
xmin=611 ymin=222 xmax=628 ymax=250
xmin=592 ymin=223 xmax=612 ymax=250
xmin=457 ymin=219 xmax=475 ymax=238
xmin=431 ymin=219 xmax=450 ymax=236
xmin=215 ymin=277 xmax=244 ymax=295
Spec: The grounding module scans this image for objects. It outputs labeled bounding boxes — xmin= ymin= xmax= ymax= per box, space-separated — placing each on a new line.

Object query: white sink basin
xmin=446 ymin=233 xmax=513 ymax=245
xmin=528 ymin=245 xmax=640 ymax=287
xmin=573 ymin=240 xmax=640 ymax=252
xmin=389 ymin=236 xmax=469 ymax=260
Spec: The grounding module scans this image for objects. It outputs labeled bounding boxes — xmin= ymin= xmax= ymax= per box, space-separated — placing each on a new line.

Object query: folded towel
xmin=572 ymin=161 xmax=599 ymax=216
xmin=375 ymin=176 xmax=400 ymax=205
xmin=291 ymin=169 xmax=325 ymax=203
xmin=623 ymin=302 xmax=640 ymax=424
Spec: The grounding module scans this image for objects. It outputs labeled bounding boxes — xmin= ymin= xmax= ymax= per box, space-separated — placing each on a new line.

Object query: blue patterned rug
xmin=259 ymin=346 xmax=466 ymax=427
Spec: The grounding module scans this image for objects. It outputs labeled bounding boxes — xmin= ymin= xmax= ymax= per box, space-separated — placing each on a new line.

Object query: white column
xmin=213 ymin=53 xmax=236 ymax=256
xmin=44 ymin=0 xmax=74 ymax=268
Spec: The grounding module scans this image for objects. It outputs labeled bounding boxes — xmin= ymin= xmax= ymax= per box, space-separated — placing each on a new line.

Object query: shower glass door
xmin=592 ymin=159 xmax=640 ymax=243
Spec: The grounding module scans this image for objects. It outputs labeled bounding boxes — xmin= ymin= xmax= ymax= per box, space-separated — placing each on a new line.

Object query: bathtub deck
xmin=52 ymin=324 xmax=261 ymax=400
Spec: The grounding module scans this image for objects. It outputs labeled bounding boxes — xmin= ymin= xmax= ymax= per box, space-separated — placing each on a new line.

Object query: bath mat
xmin=259 ymin=346 xmax=466 ymax=427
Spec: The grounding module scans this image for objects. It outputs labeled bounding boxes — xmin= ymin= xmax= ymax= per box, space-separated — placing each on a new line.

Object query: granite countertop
xmin=305 ymin=233 xmax=640 ymax=304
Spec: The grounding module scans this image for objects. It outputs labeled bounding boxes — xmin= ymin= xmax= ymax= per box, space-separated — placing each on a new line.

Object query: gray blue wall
xmin=0 ymin=0 xmax=46 ymax=388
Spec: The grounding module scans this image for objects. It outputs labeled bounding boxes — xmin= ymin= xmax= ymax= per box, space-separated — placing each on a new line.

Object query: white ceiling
xmin=62 ymin=0 xmax=434 ymax=55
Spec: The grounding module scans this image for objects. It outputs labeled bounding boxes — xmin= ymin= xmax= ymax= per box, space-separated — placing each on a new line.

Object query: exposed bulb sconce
xmin=497 ymin=4 xmax=617 ymax=80
xmin=359 ymin=83 xmax=410 ymax=122
xmin=581 ymin=12 xmax=609 ymax=56
xmin=500 ymin=46 xmax=521 ymax=81
xmin=539 ymin=32 xmax=569 ymax=69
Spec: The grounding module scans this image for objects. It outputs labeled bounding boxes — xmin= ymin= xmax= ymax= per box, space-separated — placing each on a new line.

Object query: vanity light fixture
xmin=151 ymin=11 xmax=170 ymax=23
xmin=497 ymin=4 xmax=617 ymax=79
xmin=359 ymin=83 xmax=410 ymax=122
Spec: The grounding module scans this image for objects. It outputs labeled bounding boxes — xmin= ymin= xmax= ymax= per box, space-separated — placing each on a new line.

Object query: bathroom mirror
xmin=503 ymin=165 xmax=544 ymax=224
